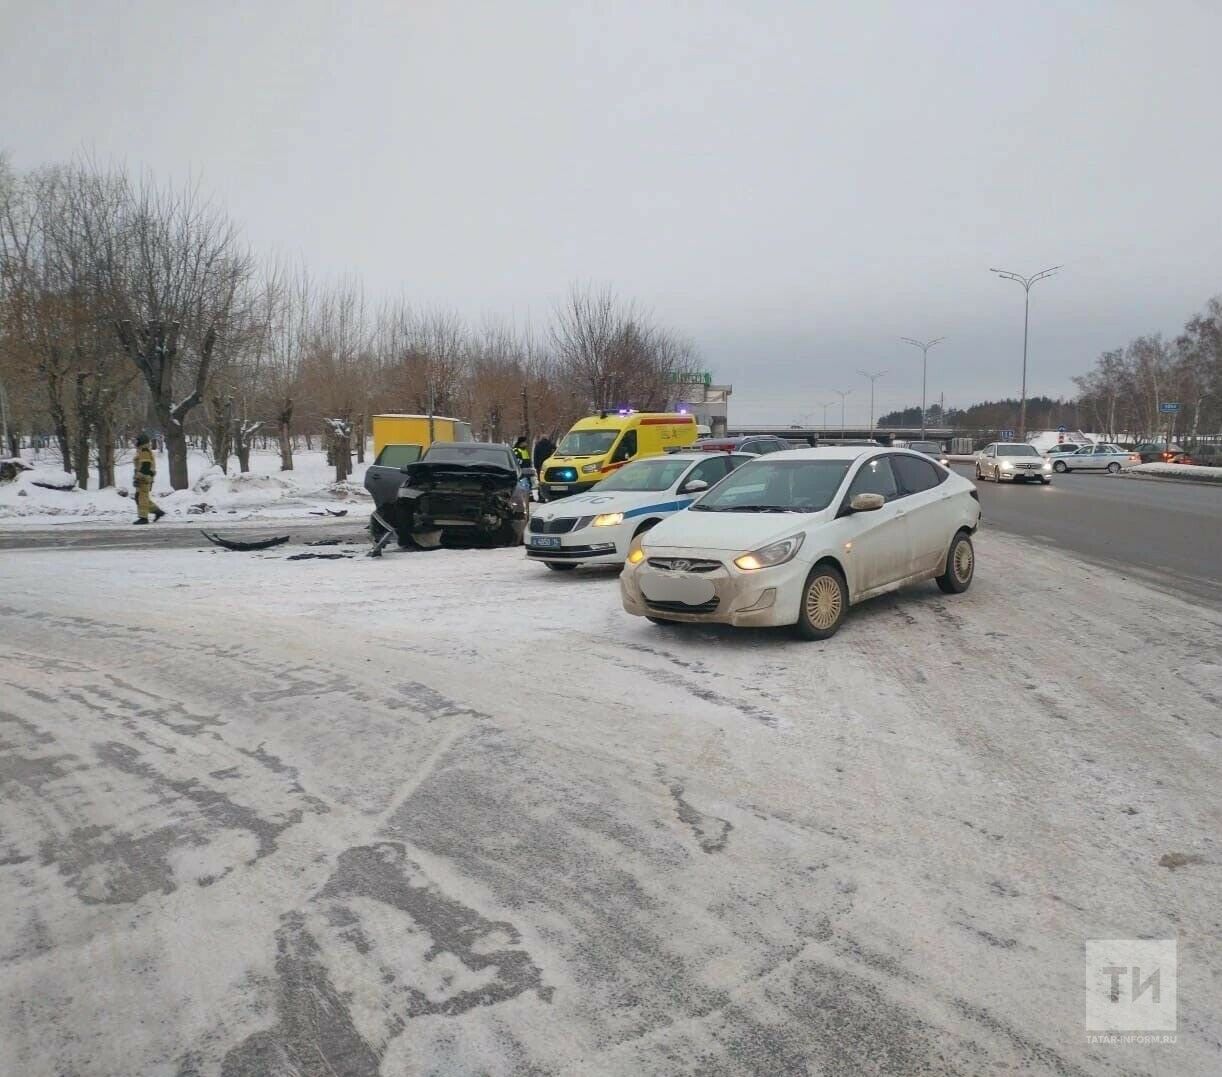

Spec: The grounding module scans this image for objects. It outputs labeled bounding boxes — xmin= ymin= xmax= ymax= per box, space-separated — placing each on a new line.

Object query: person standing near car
xmin=132 ymin=433 xmax=165 ymax=524
xmin=533 ymin=432 xmax=555 ymax=473
xmin=512 ymin=436 xmax=531 ymax=468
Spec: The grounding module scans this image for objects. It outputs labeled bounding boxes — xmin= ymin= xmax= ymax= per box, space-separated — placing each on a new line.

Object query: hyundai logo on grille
xmin=669 ymin=560 xmax=692 ymax=573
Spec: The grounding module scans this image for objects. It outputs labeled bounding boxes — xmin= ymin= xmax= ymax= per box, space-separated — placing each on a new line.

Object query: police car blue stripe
xmin=622 ymin=499 xmax=693 ymax=520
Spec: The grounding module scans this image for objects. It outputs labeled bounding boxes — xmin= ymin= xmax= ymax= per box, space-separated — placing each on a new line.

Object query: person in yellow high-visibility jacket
xmin=132 ymin=433 xmax=165 ymax=524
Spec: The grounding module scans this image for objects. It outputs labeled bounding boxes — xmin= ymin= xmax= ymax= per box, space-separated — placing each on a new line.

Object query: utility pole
xmin=521 ymin=384 xmax=530 ymax=447
xmin=833 ymin=389 xmax=853 ymax=437
xmin=989 ymin=264 xmax=1061 ymax=441
xmin=819 ymin=401 xmax=835 ymax=429
xmin=901 ymin=337 xmax=944 ymax=438
xmin=857 ymin=370 xmax=886 ymax=431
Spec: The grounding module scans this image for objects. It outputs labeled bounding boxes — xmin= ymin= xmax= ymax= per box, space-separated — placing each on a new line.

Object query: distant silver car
xmin=974 ymin=443 xmax=1052 ymax=484
xmin=1051 ymin=443 xmax=1140 ymax=474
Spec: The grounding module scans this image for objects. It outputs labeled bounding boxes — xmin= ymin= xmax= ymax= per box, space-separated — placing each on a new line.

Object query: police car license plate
xmin=530 ymin=536 xmax=561 ymax=548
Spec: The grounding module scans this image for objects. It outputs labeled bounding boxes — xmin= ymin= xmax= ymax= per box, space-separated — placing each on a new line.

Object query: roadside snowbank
xmin=1122 ymin=461 xmax=1222 ymax=483
xmin=0 ymin=448 xmax=370 ymax=525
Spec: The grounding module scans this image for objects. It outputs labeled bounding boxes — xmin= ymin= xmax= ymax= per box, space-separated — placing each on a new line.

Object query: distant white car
xmin=620 ymin=447 xmax=981 ymax=639
xmin=526 ymin=451 xmax=753 ymax=570
xmin=1050 ymin=443 xmax=1140 ymax=474
xmin=974 ymin=443 xmax=1052 ymax=484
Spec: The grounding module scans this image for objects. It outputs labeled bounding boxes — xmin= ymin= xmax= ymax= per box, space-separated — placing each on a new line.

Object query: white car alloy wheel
xmin=807 ymin=575 xmax=842 ymax=629
xmin=1053 ymin=460 xmax=1067 ymax=473
xmin=1107 ymin=462 xmax=1120 ymax=474
xmin=994 ymin=466 xmax=1003 ymax=482
xmin=936 ymin=532 xmax=975 ymax=594
xmin=794 ymin=565 xmax=848 ymax=640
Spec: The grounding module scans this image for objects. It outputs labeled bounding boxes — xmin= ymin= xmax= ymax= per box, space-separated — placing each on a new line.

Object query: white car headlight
xmin=581 ymin=462 xmax=602 ymax=474
xmin=592 ymin=512 xmax=623 ymax=527
xmin=1000 ymin=460 xmax=1013 ymax=469
xmin=626 ymin=540 xmax=646 ymax=565
xmin=733 ymin=533 xmax=805 ymax=571
xmin=1042 ymin=461 xmax=1052 ymax=471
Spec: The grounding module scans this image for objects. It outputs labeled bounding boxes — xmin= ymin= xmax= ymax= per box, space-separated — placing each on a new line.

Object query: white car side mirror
xmin=682 ymin=479 xmax=709 ymax=493
xmin=849 ymin=492 xmax=885 ymax=512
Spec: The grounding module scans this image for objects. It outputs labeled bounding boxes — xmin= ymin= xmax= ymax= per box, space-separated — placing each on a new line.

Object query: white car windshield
xmin=692 ymin=459 xmax=850 ymax=513
xmin=595 ymin=457 xmax=690 ymax=492
xmin=997 ymin=444 xmax=1039 ymax=457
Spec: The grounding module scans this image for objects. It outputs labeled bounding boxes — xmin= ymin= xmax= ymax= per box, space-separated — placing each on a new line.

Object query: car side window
xmin=892 ymin=454 xmax=941 ymax=494
xmin=724 ymin=454 xmax=749 ymax=473
xmin=612 ymin=430 xmax=637 ymax=462
xmin=684 ymin=456 xmax=731 ymax=489
xmin=757 ymin=440 xmax=781 ymax=454
xmin=847 ymin=456 xmax=900 ymax=501
xmin=985 ymin=445 xmax=995 ymax=457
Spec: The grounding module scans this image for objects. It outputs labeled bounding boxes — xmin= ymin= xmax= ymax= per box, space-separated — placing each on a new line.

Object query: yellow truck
xmin=539 ymin=411 xmax=698 ymax=500
xmin=370 ymin=414 xmax=473 ymax=460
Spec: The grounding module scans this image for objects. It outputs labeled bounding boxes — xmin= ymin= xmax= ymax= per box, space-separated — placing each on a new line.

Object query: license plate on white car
xmin=530 ymin=536 xmax=561 ymax=548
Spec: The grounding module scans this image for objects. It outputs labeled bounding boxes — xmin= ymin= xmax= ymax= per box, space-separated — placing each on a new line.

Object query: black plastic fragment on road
xmin=201 ymin=532 xmax=290 ymax=552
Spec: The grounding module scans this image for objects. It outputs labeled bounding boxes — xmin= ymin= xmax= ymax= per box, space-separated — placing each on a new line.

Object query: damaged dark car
xmin=364 ymin=442 xmax=531 ymax=554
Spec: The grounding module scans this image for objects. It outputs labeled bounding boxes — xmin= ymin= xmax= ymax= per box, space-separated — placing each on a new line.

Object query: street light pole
xmin=818 ymin=401 xmax=835 ymax=429
xmin=833 ymin=389 xmax=852 ymax=436
xmin=900 ymin=337 xmax=944 ymax=438
xmin=989 ymin=265 xmax=1061 ymax=441
xmin=857 ymin=370 xmax=886 ymax=431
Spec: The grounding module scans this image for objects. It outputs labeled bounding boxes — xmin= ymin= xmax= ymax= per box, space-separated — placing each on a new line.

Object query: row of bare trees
xmin=1073 ymin=298 xmax=1222 ymax=443
xmin=0 ymin=156 xmax=699 ymax=489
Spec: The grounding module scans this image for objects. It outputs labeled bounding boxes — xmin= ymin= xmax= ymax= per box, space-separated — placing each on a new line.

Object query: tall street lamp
xmin=857 ymin=370 xmax=886 ymax=431
xmin=989 ymin=265 xmax=1060 ymax=440
xmin=833 ymin=389 xmax=853 ymax=436
xmin=900 ymin=337 xmax=944 ymax=438
xmin=819 ymin=401 xmax=835 ymax=428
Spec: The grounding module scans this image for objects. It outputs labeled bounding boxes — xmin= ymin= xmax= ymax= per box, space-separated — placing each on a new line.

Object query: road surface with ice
xmin=1 ymin=532 xmax=1219 ymax=1075
xmin=948 ymin=464 xmax=1222 ymax=606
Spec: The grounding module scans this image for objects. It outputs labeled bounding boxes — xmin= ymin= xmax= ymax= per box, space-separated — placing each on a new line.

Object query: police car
xmin=526 ymin=451 xmax=753 ymax=570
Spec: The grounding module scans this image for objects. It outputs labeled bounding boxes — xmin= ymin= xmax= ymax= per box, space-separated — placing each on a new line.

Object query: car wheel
xmin=545 ymin=561 xmax=577 ymax=572
xmin=936 ymin=531 xmax=975 ymax=594
xmin=793 ymin=564 xmax=848 ymax=640
xmin=1053 ymin=460 xmax=1067 ymax=473
xmin=994 ymin=466 xmax=1003 ymax=482
xmin=974 ymin=463 xmax=982 ymax=480
xmin=1107 ymin=462 xmax=1121 ymax=474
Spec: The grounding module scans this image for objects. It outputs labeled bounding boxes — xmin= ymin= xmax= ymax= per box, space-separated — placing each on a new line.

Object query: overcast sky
xmin=3 ymin=0 xmax=1220 ymax=423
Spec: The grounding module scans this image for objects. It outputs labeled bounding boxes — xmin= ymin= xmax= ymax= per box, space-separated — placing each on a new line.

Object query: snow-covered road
xmin=1 ymin=534 xmax=1219 ymax=1075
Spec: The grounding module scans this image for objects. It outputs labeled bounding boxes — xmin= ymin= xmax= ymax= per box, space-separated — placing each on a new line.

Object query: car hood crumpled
xmin=643 ymin=508 xmax=824 ymax=553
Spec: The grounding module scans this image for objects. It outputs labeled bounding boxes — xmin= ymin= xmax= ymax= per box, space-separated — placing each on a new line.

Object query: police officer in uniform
xmin=512 ymin=436 xmax=531 ymax=468
xmin=132 ymin=433 xmax=165 ymax=524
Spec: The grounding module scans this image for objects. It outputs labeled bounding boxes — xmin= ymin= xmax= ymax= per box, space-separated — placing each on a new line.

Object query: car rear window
xmin=893 ymin=454 xmax=943 ymax=493
xmin=375 ymin=444 xmax=423 ymax=468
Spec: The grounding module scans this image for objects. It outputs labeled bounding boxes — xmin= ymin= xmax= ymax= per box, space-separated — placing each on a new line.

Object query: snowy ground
xmin=0 ymin=448 xmax=370 ymax=526
xmin=1124 ymin=462 xmax=1222 ymax=483
xmin=1 ymin=533 xmax=1219 ymax=1075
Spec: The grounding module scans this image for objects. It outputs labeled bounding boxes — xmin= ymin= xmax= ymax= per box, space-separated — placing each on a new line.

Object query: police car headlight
xmin=581 ymin=462 xmax=602 ymax=474
xmin=592 ymin=512 xmax=623 ymax=527
xmin=733 ymin=534 xmax=805 ymax=571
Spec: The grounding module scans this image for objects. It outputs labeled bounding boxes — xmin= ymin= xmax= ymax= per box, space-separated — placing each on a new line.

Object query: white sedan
xmin=620 ymin=447 xmax=982 ymax=639
xmin=974 ymin=443 xmax=1052 ymax=483
xmin=526 ymin=451 xmax=753 ymax=570
xmin=1050 ymin=443 xmax=1140 ymax=473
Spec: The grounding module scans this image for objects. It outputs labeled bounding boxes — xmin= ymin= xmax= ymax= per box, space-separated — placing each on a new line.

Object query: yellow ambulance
xmin=539 ymin=411 xmax=698 ymax=500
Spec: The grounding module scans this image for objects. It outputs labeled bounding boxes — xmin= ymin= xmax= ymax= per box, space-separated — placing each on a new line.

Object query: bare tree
xmin=105 ymin=170 xmax=254 ymax=489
